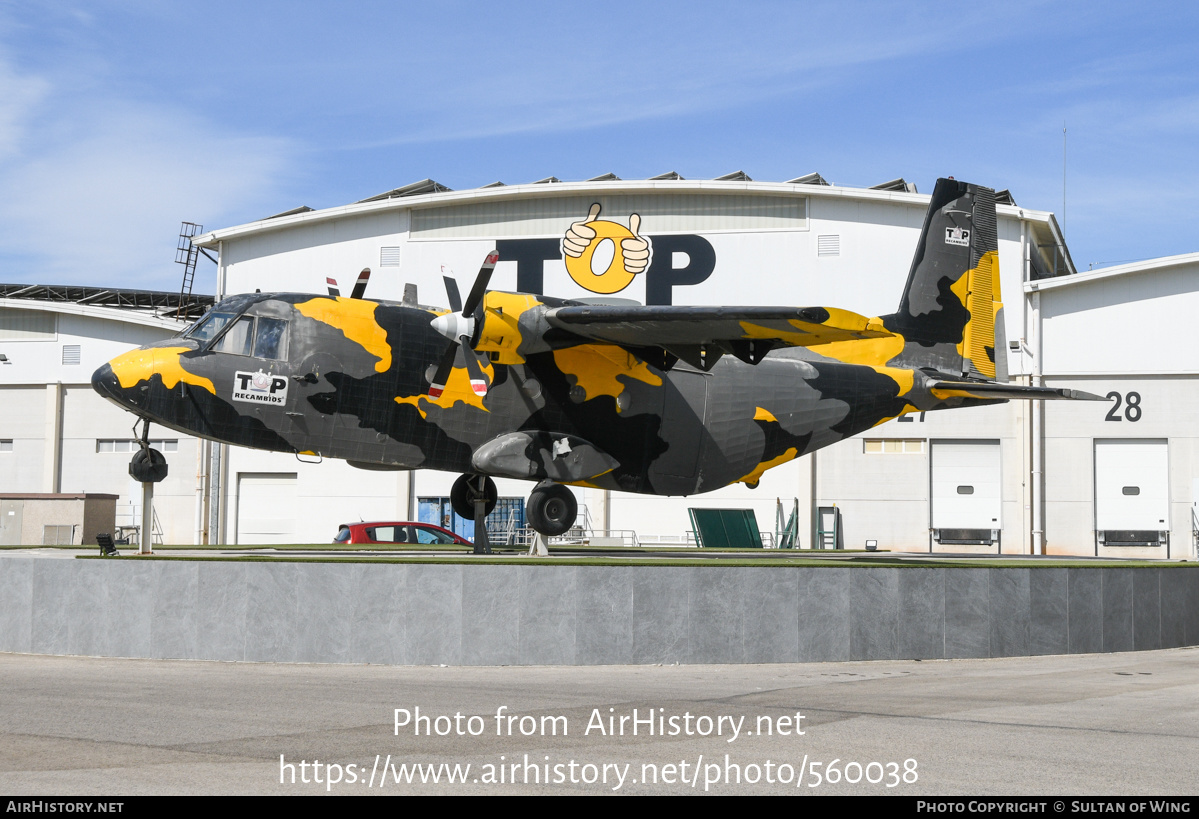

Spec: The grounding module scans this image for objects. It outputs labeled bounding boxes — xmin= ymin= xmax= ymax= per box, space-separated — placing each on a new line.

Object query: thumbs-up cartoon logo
xmin=561 ymin=203 xmax=653 ymax=294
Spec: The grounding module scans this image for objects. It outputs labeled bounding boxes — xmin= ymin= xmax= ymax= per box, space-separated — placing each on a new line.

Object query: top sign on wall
xmin=498 ymin=202 xmax=715 ymax=305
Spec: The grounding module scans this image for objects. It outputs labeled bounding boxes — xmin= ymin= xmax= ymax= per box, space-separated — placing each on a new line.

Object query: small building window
xmin=97 ymin=439 xmax=177 ymax=453
xmin=863 ymin=439 xmax=924 ymax=454
xmin=0 ymin=439 xmax=13 ymax=452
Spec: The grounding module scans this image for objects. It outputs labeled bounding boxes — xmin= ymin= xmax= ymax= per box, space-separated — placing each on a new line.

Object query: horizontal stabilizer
xmin=929 ymin=380 xmax=1106 ymax=401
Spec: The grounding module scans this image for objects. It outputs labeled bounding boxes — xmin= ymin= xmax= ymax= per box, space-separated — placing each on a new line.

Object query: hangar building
xmin=0 ymin=286 xmax=210 ymax=545
xmin=3 ymin=173 xmax=1196 ymax=557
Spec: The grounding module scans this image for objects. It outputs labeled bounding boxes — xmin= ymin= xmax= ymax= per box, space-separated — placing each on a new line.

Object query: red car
xmin=333 ymin=521 xmax=472 ymax=546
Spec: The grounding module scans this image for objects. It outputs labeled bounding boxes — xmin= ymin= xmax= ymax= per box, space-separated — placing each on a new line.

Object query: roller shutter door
xmin=931 ymin=440 xmax=1001 ymax=544
xmin=236 ymin=472 xmax=298 ymax=544
xmin=1095 ymin=440 xmax=1168 ymax=546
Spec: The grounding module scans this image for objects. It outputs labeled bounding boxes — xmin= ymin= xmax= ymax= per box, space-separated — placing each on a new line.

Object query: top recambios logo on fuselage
xmin=232 ymin=370 xmax=289 ymax=404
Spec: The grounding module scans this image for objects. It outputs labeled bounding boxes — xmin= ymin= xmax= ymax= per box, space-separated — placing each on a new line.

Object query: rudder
xmin=882 ymin=178 xmax=1006 ymax=381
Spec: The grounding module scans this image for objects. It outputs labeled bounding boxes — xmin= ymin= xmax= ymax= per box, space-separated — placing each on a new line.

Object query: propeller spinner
xmin=428 ymin=250 xmax=499 ymax=398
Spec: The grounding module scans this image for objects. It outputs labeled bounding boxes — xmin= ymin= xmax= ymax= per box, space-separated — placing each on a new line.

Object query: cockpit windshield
xmin=187 ymin=312 xmax=237 ymax=344
xmin=186 ymin=309 xmax=289 ymax=360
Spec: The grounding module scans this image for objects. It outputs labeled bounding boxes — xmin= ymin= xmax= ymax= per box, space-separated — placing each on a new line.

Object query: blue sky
xmin=1 ymin=1 xmax=1197 ymax=290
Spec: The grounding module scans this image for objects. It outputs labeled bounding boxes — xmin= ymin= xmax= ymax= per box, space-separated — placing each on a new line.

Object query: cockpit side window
xmin=187 ymin=312 xmax=236 ymax=344
xmin=253 ymin=318 xmax=289 ymax=360
xmin=212 ymin=315 xmax=254 ymax=355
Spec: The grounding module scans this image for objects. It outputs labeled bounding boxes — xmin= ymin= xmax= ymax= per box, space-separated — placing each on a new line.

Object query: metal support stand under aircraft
xmin=452 ymin=474 xmax=497 ymax=555
xmin=471 ymin=475 xmax=492 ymax=555
xmin=128 ymin=418 xmax=168 ymax=555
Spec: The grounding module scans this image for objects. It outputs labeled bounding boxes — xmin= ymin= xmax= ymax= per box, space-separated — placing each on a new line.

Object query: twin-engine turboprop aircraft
xmin=93 ymin=179 xmax=1099 ymax=551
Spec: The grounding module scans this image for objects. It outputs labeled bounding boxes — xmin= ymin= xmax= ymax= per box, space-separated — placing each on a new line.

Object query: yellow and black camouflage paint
xmin=93 ymin=179 xmax=1091 ymax=502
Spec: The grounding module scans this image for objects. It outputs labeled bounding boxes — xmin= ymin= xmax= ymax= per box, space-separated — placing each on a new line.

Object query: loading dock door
xmin=930 ymin=440 xmax=1001 ymax=545
xmin=1095 ymin=440 xmax=1168 ymax=547
xmin=236 ymin=472 xmax=298 ymax=545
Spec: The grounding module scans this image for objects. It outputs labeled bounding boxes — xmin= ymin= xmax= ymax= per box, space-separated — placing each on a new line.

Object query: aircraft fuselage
xmin=92 ymin=290 xmax=977 ymax=496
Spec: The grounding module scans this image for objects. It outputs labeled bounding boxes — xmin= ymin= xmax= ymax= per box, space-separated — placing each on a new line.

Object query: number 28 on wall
xmin=1105 ymin=391 xmax=1142 ymax=422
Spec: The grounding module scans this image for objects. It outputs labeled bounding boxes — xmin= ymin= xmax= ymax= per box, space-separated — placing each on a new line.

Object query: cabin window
xmin=188 ymin=312 xmax=236 ymax=344
xmin=212 ymin=316 xmax=254 ymax=355
xmin=253 ymin=318 xmax=288 ymax=360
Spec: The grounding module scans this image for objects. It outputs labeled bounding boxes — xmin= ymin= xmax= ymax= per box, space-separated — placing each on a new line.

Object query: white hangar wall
xmin=215 ymin=185 xmax=1032 ymax=357
xmin=198 ymin=180 xmax=1060 ymax=547
xmin=1037 ymin=255 xmax=1199 ymax=376
xmin=1031 ymin=253 xmax=1199 ymax=558
xmin=0 ymin=304 xmax=198 ymax=545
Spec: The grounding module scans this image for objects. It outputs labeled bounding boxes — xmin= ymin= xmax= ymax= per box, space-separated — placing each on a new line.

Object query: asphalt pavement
xmin=1 ymin=648 xmax=1196 ymax=795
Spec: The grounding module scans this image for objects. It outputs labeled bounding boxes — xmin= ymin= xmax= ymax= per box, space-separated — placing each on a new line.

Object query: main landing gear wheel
xmin=452 ymin=474 xmax=497 ymax=555
xmin=526 ymin=482 xmax=578 ymax=537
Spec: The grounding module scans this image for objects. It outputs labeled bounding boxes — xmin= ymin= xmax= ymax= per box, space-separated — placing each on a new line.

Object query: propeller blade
xmin=443 ymin=276 xmax=463 ymax=314
xmin=461 ymin=249 xmax=499 ymax=317
xmin=428 ymin=345 xmax=457 ymax=399
xmin=326 ymin=277 xmax=340 ymax=297
xmin=429 ymin=250 xmax=499 ymax=398
xmin=350 ymin=268 xmax=371 ymax=299
xmin=459 ymin=335 xmax=490 ymax=396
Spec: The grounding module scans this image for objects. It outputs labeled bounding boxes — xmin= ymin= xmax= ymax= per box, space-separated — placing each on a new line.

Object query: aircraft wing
xmin=544 ymin=304 xmax=892 ymax=363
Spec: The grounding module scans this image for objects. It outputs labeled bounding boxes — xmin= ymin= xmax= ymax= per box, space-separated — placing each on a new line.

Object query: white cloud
xmin=347 ymin=3 xmax=1017 ymax=149
xmin=0 ymin=78 xmax=293 ymax=290
xmin=0 ymin=58 xmax=50 ymax=160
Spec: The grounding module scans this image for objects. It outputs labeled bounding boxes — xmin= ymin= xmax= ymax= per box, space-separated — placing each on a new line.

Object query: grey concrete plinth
xmin=1 ymin=557 xmax=1197 ymax=666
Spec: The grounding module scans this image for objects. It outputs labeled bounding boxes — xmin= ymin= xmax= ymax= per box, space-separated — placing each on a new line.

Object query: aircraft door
xmin=289 ymin=350 xmax=344 ymax=457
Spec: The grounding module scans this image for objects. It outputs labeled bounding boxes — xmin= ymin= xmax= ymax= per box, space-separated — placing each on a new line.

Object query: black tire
xmin=526 ymin=483 xmax=577 ymax=536
xmin=450 ymin=474 xmax=497 ymax=519
xmin=128 ymin=447 xmax=168 ymax=483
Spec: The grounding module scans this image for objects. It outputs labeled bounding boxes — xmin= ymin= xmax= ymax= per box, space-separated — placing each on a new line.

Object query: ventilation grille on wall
xmin=817 ymin=235 xmax=840 ymax=256
xmin=380 ymin=246 xmax=401 ymax=266
xmin=43 ymin=525 xmax=74 ymax=545
xmin=61 ymin=345 xmax=80 ymax=365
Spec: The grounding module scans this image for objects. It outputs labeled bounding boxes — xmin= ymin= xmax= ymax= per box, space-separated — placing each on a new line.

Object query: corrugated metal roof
xmin=0 ymin=284 xmax=213 ymax=319
xmin=1025 ymin=251 xmax=1199 ymax=293
xmin=786 ymin=172 xmax=830 ymax=186
xmin=355 ymin=179 xmax=452 ymax=203
xmin=869 ymin=178 xmax=918 ymax=193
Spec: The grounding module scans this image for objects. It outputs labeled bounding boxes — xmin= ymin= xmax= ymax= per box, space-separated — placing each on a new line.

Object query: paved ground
xmin=1 ymin=648 xmax=1196 ymax=795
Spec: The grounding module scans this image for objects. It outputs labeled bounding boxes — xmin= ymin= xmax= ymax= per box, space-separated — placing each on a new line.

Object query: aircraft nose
xmin=91 ymin=359 xmax=143 ymax=410
xmin=91 ymin=362 xmax=119 ymax=398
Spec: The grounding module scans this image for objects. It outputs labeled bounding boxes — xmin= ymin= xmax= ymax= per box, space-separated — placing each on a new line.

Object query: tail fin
xmin=882 ymin=178 xmax=1007 ymax=382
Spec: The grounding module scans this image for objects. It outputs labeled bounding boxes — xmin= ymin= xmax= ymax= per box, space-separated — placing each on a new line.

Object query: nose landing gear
xmin=128 ymin=418 xmax=167 ymax=555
